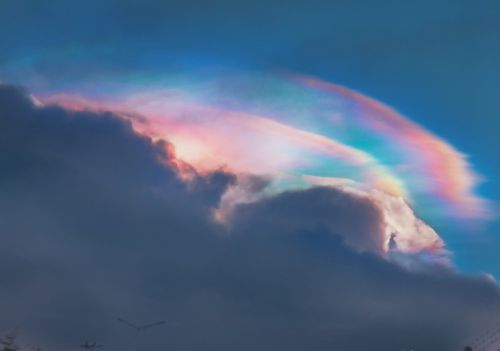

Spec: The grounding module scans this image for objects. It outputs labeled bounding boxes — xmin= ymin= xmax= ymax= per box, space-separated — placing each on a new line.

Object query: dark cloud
xmin=229 ymin=186 xmax=386 ymax=254
xmin=0 ymin=84 xmax=499 ymax=351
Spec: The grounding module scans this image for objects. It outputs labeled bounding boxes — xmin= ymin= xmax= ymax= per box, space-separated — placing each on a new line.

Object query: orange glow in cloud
xmin=41 ymin=91 xmax=405 ymax=197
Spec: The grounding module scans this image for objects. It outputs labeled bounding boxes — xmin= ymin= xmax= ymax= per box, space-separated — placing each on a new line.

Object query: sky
xmin=1 ymin=0 xmax=500 ymax=350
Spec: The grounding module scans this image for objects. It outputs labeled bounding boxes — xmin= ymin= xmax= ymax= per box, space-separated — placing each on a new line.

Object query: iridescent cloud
xmin=37 ymin=70 xmax=491 ymax=256
xmin=294 ymin=73 xmax=490 ymax=220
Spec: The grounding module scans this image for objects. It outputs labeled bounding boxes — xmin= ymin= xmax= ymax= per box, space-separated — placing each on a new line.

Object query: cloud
xmin=294 ymin=73 xmax=491 ymax=219
xmin=35 ymin=68 xmax=492 ymax=262
xmin=34 ymin=79 xmax=440 ymax=255
xmin=303 ymin=176 xmax=446 ymax=257
xmin=229 ymin=186 xmax=386 ymax=255
xmin=0 ymin=84 xmax=499 ymax=351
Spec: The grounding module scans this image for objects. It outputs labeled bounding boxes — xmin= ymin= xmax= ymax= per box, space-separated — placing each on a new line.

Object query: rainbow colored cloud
xmin=38 ymin=70 xmax=492 ymax=257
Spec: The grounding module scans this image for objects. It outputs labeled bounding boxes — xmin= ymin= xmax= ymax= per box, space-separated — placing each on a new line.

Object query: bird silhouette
xmin=117 ymin=318 xmax=166 ymax=333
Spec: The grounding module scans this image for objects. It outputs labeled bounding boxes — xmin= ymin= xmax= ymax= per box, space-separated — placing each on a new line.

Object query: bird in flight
xmin=80 ymin=341 xmax=103 ymax=350
xmin=117 ymin=318 xmax=166 ymax=333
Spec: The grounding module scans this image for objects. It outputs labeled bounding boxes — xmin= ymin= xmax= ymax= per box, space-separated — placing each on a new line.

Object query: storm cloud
xmin=0 ymin=84 xmax=499 ymax=351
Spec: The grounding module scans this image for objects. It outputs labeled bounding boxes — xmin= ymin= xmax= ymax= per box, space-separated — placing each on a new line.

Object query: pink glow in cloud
xmin=41 ymin=90 xmax=405 ymax=197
